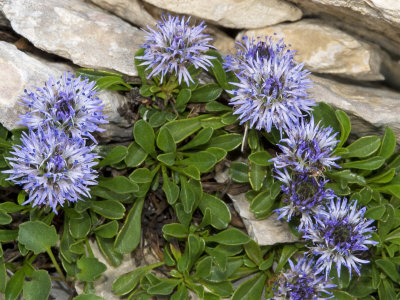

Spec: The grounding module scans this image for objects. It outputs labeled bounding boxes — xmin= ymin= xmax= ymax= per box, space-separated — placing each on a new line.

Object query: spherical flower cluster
xmin=224 ymin=36 xmax=315 ymax=133
xmin=19 ymin=72 xmax=107 ymax=142
xmin=274 ymin=168 xmax=335 ymax=231
xmin=272 ymin=117 xmax=340 ymax=176
xmin=137 ymin=14 xmax=215 ymax=85
xmin=274 ymin=256 xmax=336 ymax=300
xmin=303 ymin=198 xmax=378 ymax=278
xmin=4 ymin=127 xmax=99 ymax=212
xmin=5 ymin=72 xmax=106 ymax=212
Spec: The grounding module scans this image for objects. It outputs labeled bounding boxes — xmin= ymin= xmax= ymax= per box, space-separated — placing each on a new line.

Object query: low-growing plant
xmin=0 ymin=13 xmax=399 ymax=300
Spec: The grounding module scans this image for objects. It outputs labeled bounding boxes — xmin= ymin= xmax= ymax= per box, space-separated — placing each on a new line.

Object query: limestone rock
xmin=310 ymin=75 xmax=400 ymax=143
xmin=142 ymin=0 xmax=302 ymax=29
xmin=0 ymin=41 xmax=132 ymax=142
xmin=239 ymin=19 xmax=385 ymax=81
xmin=3 ymin=0 xmax=146 ymax=76
xmin=89 ymin=0 xmax=156 ymax=28
xmin=288 ymin=0 xmax=400 ymax=56
xmin=228 ymin=193 xmax=299 ymax=246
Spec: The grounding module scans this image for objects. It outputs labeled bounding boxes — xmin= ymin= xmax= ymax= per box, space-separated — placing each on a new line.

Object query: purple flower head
xmin=137 ymin=14 xmax=215 ymax=85
xmin=274 ymin=255 xmax=336 ymax=300
xmin=224 ymin=36 xmax=315 ymax=133
xmin=3 ymin=127 xmax=99 ymax=213
xmin=272 ymin=117 xmax=340 ymax=176
xmin=18 ymin=72 xmax=108 ymax=142
xmin=303 ymin=197 xmax=378 ymax=278
xmin=274 ymin=168 xmax=335 ymax=231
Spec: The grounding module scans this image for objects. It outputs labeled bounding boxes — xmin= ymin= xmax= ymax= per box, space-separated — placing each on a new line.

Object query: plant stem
xmin=46 ymin=247 xmax=66 ymax=281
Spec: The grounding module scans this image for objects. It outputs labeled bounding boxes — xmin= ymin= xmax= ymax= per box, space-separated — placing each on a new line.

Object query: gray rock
xmin=310 ymin=75 xmax=400 ymax=143
xmin=89 ymin=0 xmax=156 ymax=28
xmin=0 ymin=0 xmax=10 ymax=28
xmin=238 ymin=19 xmax=385 ymax=81
xmin=228 ymin=193 xmax=299 ymax=246
xmin=90 ymin=0 xmax=236 ymax=56
xmin=288 ymin=0 xmax=400 ymax=56
xmin=3 ymin=0 xmax=146 ymax=76
xmin=142 ymin=0 xmax=302 ymax=29
xmin=0 ymin=41 xmax=133 ymax=142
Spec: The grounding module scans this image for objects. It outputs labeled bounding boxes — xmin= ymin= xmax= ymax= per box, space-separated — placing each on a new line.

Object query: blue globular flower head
xmin=272 ymin=117 xmax=340 ymax=176
xmin=303 ymin=197 xmax=378 ymax=278
xmin=137 ymin=14 xmax=215 ymax=85
xmin=274 ymin=168 xmax=335 ymax=231
xmin=274 ymin=255 xmax=336 ymax=300
xmin=3 ymin=127 xmax=99 ymax=213
xmin=18 ymin=72 xmax=108 ymax=142
xmin=224 ymin=36 xmax=315 ymax=133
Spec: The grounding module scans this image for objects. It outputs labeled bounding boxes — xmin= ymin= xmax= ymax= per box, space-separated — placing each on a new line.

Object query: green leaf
xmin=147 ymin=279 xmax=180 ymax=295
xmin=162 ymin=115 xmax=206 ymax=143
xmin=133 ymin=120 xmax=156 ymax=155
xmin=95 ymin=76 xmax=131 ymax=91
xmin=229 ymin=162 xmax=249 ymax=183
xmin=134 ymin=48 xmax=147 ymax=83
xmin=114 ymin=198 xmax=144 ymax=254
xmin=94 ymin=220 xmax=119 ymax=238
xmin=179 ymin=127 xmax=214 ymax=151
xmin=207 ymin=134 xmax=242 ymax=151
xmin=96 ymin=236 xmax=123 ymax=267
xmin=378 ymin=127 xmax=396 ymax=159
xmin=162 ymin=223 xmax=189 ymax=239
xmin=179 ymin=165 xmax=200 ymax=180
xmin=205 ymin=101 xmax=231 ymax=112
xmin=125 ymin=142 xmax=147 ymax=167
xmin=157 ymin=127 xmax=176 ymax=153
xmin=171 ymin=284 xmax=189 ymax=300
xmin=162 ymin=171 xmax=179 ymax=205
xmin=248 ymin=151 xmax=273 ymax=166
xmin=98 ymin=176 xmax=139 ymax=194
xmin=69 ymin=211 xmax=91 ymax=239
xmin=205 ymin=228 xmax=251 ymax=245
xmin=18 ymin=221 xmax=58 ymax=254
xmin=149 ymin=111 xmax=167 ymax=127
xmin=204 ymin=281 xmax=233 ymax=298
xmin=276 ymin=244 xmax=298 ymax=272
xmin=178 ymin=234 xmax=205 ymax=272
xmin=23 ymin=270 xmax=51 ymax=300
xmin=176 ymin=151 xmax=217 ymax=173
xmin=175 ymin=88 xmax=192 ymax=111
xmin=249 ymin=162 xmax=266 ymax=191
xmin=0 ymin=210 xmax=11 ymax=225
xmin=180 ymin=177 xmax=195 ymax=213
xmin=335 ymin=110 xmax=351 ymax=147
xmin=244 ymin=240 xmax=263 ymax=266
xmin=90 ymin=200 xmax=125 ymax=219
xmin=129 ymin=168 xmax=155 ymax=184
xmin=365 ymin=205 xmax=386 ymax=220
xmin=378 ymin=279 xmax=397 ymax=300
xmin=375 ymin=259 xmax=400 ymax=282
xmin=76 ymin=257 xmax=107 ymax=282
xmin=74 ymin=294 xmax=105 ymax=300
xmin=97 ymin=145 xmax=128 ymax=167
xmin=112 ymin=262 xmax=164 ymax=296
xmin=206 ymin=147 xmax=227 ymax=162
xmin=157 ymin=152 xmax=176 ymax=166
xmin=231 ymin=272 xmax=266 ymax=300
xmin=375 ymin=184 xmax=400 ymax=198
xmin=5 ymin=268 xmax=24 ymax=300
xmin=312 ymin=102 xmax=341 ymax=134
xmin=199 ymin=193 xmax=231 ymax=230
xmin=0 ymin=229 xmax=17 ymax=242
xmin=341 ymin=156 xmax=385 ymax=170
xmin=367 ymin=168 xmax=396 ymax=184
xmin=343 ymin=136 xmax=381 ymax=158
xmin=250 ymin=190 xmax=276 ymax=219
xmin=332 ymin=291 xmax=354 ymax=300
xmin=209 ymin=53 xmax=228 ymax=89
xmin=191 ymin=83 xmax=222 ymax=103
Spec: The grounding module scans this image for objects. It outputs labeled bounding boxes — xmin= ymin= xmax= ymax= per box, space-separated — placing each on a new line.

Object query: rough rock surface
xmin=288 ymin=0 xmax=400 ymax=56
xmin=90 ymin=0 xmax=235 ymax=55
xmin=228 ymin=193 xmax=299 ymax=246
xmin=0 ymin=41 xmax=132 ymax=142
xmin=239 ymin=19 xmax=384 ymax=81
xmin=3 ymin=0 xmax=145 ymax=76
xmin=142 ymin=0 xmax=302 ymax=29
xmin=89 ymin=0 xmax=156 ymax=28
xmin=311 ymin=75 xmax=400 ymax=143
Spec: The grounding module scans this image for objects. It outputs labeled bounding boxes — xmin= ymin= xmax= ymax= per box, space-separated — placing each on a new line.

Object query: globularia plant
xmin=0 ymin=13 xmax=398 ymax=300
